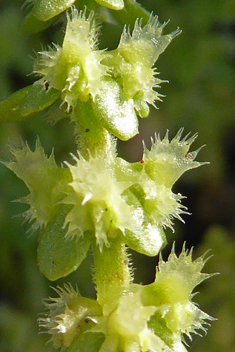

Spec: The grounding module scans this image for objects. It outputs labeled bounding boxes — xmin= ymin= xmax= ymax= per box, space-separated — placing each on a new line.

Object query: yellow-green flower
xmin=34 ymin=8 xmax=109 ymax=111
xmin=39 ymin=284 xmax=102 ymax=348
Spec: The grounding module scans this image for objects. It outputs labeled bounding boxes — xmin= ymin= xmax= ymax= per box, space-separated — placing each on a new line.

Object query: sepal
xmin=142 ymin=243 xmax=216 ymax=305
xmin=2 ymin=141 xmax=71 ymax=231
xmin=143 ymin=128 xmax=208 ymax=187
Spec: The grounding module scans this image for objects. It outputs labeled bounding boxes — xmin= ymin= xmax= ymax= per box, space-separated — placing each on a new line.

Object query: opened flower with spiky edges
xmin=2 ymin=141 xmax=71 ymax=232
xmin=31 ymin=9 xmax=181 ymax=137
xmin=62 ymin=151 xmax=135 ymax=250
xmin=142 ymin=128 xmax=207 ymax=187
xmin=140 ymin=244 xmax=217 ymax=350
xmin=39 ymin=283 xmax=102 ymax=348
xmin=34 ymin=7 xmax=109 ymax=110
xmin=103 ymin=15 xmax=181 ymax=117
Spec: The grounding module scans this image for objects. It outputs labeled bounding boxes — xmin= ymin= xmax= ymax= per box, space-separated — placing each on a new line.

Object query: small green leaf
xmin=66 ymin=331 xmax=105 ymax=352
xmin=37 ymin=205 xmax=91 ymax=281
xmin=32 ymin=0 xmax=76 ymax=21
xmin=0 ymin=86 xmax=32 ymax=122
xmin=21 ymin=84 xmax=60 ymax=117
xmin=95 ymin=0 xmax=124 ymax=10
xmin=20 ymin=11 xmax=56 ymax=34
xmin=0 ymin=85 xmax=59 ymax=122
xmin=92 ymin=79 xmax=138 ymax=141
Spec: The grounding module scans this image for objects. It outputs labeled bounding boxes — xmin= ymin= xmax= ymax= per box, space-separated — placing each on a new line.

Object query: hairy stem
xmin=93 ymin=237 xmax=132 ymax=307
xmin=71 ymin=100 xmax=114 ymax=159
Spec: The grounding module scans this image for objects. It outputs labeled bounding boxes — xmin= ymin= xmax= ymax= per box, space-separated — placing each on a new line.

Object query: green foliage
xmin=37 ymin=205 xmax=91 ymax=280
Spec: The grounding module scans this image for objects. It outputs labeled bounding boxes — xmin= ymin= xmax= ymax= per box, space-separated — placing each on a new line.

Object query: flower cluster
xmin=63 ymin=129 xmax=205 ymax=254
xmin=0 ymin=8 xmax=180 ymax=141
xmin=39 ymin=245 xmax=215 ymax=352
xmin=4 ymin=130 xmax=205 ymax=256
xmin=33 ymin=8 xmax=179 ymax=140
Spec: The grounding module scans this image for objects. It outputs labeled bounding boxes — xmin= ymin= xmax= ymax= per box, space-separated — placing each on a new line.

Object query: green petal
xmin=32 ymin=0 xmax=76 ymax=21
xmin=92 ymin=79 xmax=138 ymax=141
xmin=37 ymin=205 xmax=90 ymax=281
xmin=95 ymin=0 xmax=124 ymax=10
xmin=21 ymin=84 xmax=60 ymax=117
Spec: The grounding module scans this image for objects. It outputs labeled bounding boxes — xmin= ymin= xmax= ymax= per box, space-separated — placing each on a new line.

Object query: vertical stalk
xmin=71 ymin=100 xmax=114 ymax=160
xmin=73 ymin=99 xmax=132 ymax=309
xmin=93 ymin=237 xmax=132 ymax=308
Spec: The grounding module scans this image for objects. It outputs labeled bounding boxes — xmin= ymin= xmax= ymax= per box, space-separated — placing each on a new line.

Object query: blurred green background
xmin=0 ymin=0 xmax=235 ymax=351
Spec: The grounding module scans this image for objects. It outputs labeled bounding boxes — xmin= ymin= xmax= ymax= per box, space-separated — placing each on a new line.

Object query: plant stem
xmin=71 ymin=100 xmax=114 ymax=159
xmin=93 ymin=237 xmax=132 ymax=308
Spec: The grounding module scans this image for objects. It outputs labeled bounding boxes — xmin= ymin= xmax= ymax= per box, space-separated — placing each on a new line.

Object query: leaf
xmin=21 ymin=84 xmax=60 ymax=116
xmin=66 ymin=331 xmax=105 ymax=352
xmin=0 ymin=85 xmax=60 ymax=122
xmin=92 ymin=79 xmax=138 ymax=141
xmin=20 ymin=11 xmax=56 ymax=34
xmin=32 ymin=0 xmax=76 ymax=21
xmin=0 ymin=86 xmax=32 ymax=122
xmin=95 ymin=0 xmax=124 ymax=11
xmin=37 ymin=205 xmax=91 ymax=281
